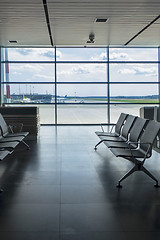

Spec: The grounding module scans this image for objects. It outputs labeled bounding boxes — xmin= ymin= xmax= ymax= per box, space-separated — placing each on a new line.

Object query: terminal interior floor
xmin=1 ymin=126 xmax=160 ymax=240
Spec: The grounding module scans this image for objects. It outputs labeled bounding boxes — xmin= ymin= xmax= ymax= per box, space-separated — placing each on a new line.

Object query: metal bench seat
xmin=94 ymin=114 xmax=160 ymax=188
xmin=94 ymin=114 xmax=136 ymax=150
xmin=104 ymin=117 xmax=148 ymax=149
xmin=0 ymin=113 xmax=30 ymax=193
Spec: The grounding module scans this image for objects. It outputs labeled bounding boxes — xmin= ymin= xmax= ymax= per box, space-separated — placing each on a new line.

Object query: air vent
xmin=95 ymin=18 xmax=108 ymax=23
xmin=9 ymin=40 xmax=17 ymax=43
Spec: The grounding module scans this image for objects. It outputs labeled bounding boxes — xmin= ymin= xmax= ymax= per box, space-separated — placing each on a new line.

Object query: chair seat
xmin=0 ymin=141 xmax=19 ymax=149
xmin=0 ymin=150 xmax=10 ymax=161
xmin=95 ymin=131 xmax=118 ymax=137
xmin=104 ymin=141 xmax=137 ymax=149
xmin=0 ymin=136 xmax=25 ymax=142
xmin=110 ymin=148 xmax=146 ymax=158
xmin=98 ymin=135 xmax=126 ymax=142
xmin=4 ymin=132 xmax=29 ymax=138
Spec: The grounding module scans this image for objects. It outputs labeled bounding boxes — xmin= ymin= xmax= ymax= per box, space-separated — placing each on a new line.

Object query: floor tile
xmin=61 ymin=203 xmax=123 ymax=231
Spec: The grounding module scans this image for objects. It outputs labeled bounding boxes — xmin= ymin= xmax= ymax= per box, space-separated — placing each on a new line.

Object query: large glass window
xmin=110 ymin=64 xmax=158 ymax=83
xmin=3 ymin=84 xmax=55 ymax=104
xmin=110 ymin=104 xmax=159 ymax=123
xmin=7 ymin=48 xmax=55 ymax=61
xmin=57 ymin=48 xmax=107 ymax=61
xmin=109 ymin=48 xmax=158 ymax=61
xmin=0 ymin=47 xmax=159 ymax=125
xmin=110 ymin=84 xmax=158 ymax=100
xmin=2 ymin=63 xmax=54 ymax=83
xmin=57 ymin=104 xmax=108 ymax=124
xmin=57 ymin=63 xmax=107 ymax=82
xmin=57 ymin=84 xmax=107 ymax=103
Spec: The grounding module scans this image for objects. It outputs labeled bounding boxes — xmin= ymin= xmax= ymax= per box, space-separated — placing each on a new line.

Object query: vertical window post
xmin=55 ymin=46 xmax=57 ymax=124
xmin=0 ymin=47 xmax=1 ymax=106
xmin=158 ymin=47 xmax=160 ymax=106
xmin=0 ymin=47 xmax=4 ymax=106
xmin=107 ymin=47 xmax=110 ymax=123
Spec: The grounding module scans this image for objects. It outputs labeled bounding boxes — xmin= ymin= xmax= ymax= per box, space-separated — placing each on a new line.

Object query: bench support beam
xmin=117 ymin=163 xmax=159 ymax=188
xmin=21 ymin=140 xmax=30 ymax=150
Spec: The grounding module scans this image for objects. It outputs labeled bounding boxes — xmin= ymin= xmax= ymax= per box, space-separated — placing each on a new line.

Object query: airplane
xmin=57 ymin=94 xmax=68 ymax=103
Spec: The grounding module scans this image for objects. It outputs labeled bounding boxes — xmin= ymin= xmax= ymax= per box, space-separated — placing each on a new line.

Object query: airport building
xmin=0 ymin=1 xmax=160 ymax=239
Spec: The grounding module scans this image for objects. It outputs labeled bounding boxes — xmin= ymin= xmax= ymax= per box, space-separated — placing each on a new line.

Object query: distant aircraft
xmin=57 ymin=95 xmax=85 ymax=103
xmin=21 ymin=93 xmax=31 ymax=103
xmin=57 ymin=95 xmax=68 ymax=103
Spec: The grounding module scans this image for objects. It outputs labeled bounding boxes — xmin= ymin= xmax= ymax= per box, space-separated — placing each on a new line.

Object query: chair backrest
xmin=0 ymin=113 xmax=9 ymax=136
xmin=0 ymin=125 xmax=4 ymax=141
xmin=129 ymin=117 xmax=148 ymax=143
xmin=115 ymin=113 xmax=128 ymax=135
xmin=139 ymin=120 xmax=160 ymax=154
xmin=121 ymin=115 xmax=137 ymax=141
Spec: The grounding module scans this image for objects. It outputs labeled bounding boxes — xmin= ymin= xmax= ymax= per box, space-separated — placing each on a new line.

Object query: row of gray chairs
xmin=0 ymin=113 xmax=29 ymax=192
xmin=95 ymin=113 xmax=160 ymax=188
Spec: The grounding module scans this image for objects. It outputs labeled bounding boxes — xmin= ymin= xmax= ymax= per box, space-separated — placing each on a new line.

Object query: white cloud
xmin=11 ymin=64 xmax=45 ymax=72
xmin=7 ymin=48 xmax=59 ymax=61
xmin=33 ymin=74 xmax=52 ymax=80
xmin=118 ymin=69 xmax=136 ymax=74
xmin=58 ymin=64 xmax=105 ymax=77
xmin=90 ymin=51 xmax=107 ymax=61
xmin=90 ymin=50 xmax=129 ymax=61
xmin=56 ymin=50 xmax=62 ymax=59
xmin=118 ymin=66 xmax=157 ymax=77
xmin=110 ymin=52 xmax=129 ymax=60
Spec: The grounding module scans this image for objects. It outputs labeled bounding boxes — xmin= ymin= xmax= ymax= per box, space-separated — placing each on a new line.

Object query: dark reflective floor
xmin=1 ymin=126 xmax=160 ymax=240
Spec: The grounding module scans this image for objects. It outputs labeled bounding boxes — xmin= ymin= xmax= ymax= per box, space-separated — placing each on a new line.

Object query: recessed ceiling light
xmin=95 ymin=18 xmax=108 ymax=23
xmin=9 ymin=40 xmax=17 ymax=43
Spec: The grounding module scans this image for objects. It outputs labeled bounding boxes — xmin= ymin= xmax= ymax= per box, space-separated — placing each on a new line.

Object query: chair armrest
xmin=8 ymin=123 xmax=23 ymax=133
xmin=100 ymin=123 xmax=116 ymax=133
xmin=128 ymin=142 xmax=152 ymax=163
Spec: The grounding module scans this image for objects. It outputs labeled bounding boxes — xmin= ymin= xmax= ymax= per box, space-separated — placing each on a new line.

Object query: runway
xmin=38 ymin=104 xmax=155 ymax=124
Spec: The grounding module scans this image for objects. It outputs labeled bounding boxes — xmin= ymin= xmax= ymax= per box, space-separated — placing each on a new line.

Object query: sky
xmin=2 ymin=47 xmax=159 ymax=97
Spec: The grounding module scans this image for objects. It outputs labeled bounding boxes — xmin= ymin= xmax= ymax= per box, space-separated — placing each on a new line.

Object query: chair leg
xmin=117 ymin=165 xmax=138 ymax=188
xmin=94 ymin=140 xmax=105 ymax=150
xmin=141 ymin=165 xmax=159 ymax=187
xmin=21 ymin=140 xmax=30 ymax=150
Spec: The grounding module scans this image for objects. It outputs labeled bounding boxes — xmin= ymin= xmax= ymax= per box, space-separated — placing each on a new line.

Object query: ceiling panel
xmin=0 ymin=0 xmax=160 ymax=46
xmin=0 ymin=0 xmax=50 ymax=46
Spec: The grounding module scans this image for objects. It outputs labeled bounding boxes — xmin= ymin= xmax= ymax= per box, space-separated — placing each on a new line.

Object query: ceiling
xmin=0 ymin=0 xmax=160 ymax=47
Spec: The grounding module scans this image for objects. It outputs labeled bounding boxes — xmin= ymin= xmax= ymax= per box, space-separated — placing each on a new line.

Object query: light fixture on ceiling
xmin=9 ymin=40 xmax=18 ymax=44
xmin=95 ymin=18 xmax=108 ymax=23
xmin=86 ymin=33 xmax=95 ymax=43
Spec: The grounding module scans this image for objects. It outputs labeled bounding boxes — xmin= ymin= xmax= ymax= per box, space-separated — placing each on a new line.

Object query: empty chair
xmin=0 ymin=114 xmax=30 ymax=150
xmin=96 ymin=112 xmax=128 ymax=136
xmin=110 ymin=120 xmax=160 ymax=188
xmin=0 ymin=129 xmax=20 ymax=150
xmin=95 ymin=112 xmax=128 ymax=137
xmin=0 ymin=113 xmax=29 ymax=138
xmin=94 ymin=115 xmax=136 ymax=150
xmin=105 ymin=117 xmax=148 ymax=149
